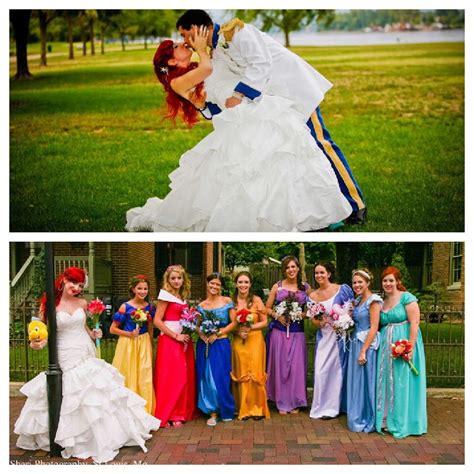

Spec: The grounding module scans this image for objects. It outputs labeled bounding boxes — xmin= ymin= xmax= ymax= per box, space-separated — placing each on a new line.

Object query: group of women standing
xmin=15 ymin=258 xmax=427 ymax=462
xmin=113 ymin=257 xmax=426 ymax=440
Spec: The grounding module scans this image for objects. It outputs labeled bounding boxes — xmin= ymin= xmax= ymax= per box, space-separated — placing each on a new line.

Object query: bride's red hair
xmin=153 ymin=40 xmax=205 ymax=127
xmin=39 ymin=267 xmax=86 ymax=321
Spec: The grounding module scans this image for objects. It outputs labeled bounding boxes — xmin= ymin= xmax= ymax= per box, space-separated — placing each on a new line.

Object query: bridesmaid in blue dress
xmin=376 ymin=266 xmax=427 ymax=438
xmin=346 ymin=268 xmax=382 ymax=432
xmin=196 ymin=273 xmax=237 ymax=426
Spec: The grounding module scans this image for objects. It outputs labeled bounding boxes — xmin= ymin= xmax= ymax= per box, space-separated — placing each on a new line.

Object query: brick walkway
xmin=9 ymin=396 xmax=464 ymax=465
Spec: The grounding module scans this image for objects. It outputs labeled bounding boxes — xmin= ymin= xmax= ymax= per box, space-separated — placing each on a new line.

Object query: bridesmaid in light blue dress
xmin=346 ymin=268 xmax=382 ymax=432
xmin=375 ymin=266 xmax=427 ymax=438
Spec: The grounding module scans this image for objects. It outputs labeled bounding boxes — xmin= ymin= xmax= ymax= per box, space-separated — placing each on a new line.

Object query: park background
xmin=9 ymin=9 xmax=465 ymax=232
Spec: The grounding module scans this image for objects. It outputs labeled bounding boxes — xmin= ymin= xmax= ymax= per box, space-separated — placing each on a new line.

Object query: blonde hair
xmin=162 ymin=264 xmax=191 ymax=300
xmin=352 ymin=268 xmax=374 ymax=286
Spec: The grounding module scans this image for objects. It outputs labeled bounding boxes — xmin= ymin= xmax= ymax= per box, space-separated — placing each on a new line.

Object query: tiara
xmin=352 ymin=269 xmax=371 ymax=280
xmin=166 ymin=265 xmax=183 ymax=272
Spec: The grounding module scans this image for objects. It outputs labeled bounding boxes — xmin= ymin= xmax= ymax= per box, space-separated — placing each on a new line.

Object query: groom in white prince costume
xmin=177 ymin=10 xmax=367 ymax=225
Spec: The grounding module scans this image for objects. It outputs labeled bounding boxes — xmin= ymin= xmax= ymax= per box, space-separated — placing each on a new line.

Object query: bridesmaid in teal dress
xmin=196 ymin=273 xmax=237 ymax=426
xmin=376 ymin=266 xmax=427 ymax=438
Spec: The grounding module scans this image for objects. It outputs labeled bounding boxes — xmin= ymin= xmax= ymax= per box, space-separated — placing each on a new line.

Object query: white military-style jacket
xmin=210 ymin=21 xmax=333 ymax=120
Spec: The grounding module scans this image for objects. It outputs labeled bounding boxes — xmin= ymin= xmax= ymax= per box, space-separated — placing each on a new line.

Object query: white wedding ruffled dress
xmin=14 ymin=308 xmax=160 ymax=464
xmin=126 ymin=48 xmax=352 ymax=232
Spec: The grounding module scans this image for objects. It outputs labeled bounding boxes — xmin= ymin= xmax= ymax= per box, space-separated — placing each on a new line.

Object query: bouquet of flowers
xmin=329 ymin=301 xmax=354 ymax=340
xmin=274 ymin=295 xmax=304 ymax=338
xmin=179 ymin=306 xmax=200 ymax=351
xmin=391 ymin=339 xmax=419 ymax=375
xmin=235 ymin=308 xmax=254 ymax=344
xmin=87 ymin=298 xmax=106 ymax=358
xmin=199 ymin=310 xmax=221 ymax=358
xmin=130 ymin=308 xmax=151 ymax=329
xmin=306 ymin=301 xmax=327 ymax=321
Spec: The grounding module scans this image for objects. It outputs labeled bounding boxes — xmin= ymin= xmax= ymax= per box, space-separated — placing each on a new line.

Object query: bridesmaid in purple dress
xmin=265 ymin=256 xmax=310 ymax=415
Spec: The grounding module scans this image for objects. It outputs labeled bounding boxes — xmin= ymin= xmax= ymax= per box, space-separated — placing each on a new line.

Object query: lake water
xmin=269 ymin=29 xmax=464 ymax=46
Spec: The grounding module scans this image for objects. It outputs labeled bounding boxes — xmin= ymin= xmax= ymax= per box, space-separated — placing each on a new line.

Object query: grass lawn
xmin=10 ymin=42 xmax=464 ymax=232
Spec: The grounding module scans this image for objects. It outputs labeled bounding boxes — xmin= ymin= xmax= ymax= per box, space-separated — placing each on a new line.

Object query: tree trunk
xmin=11 ymin=10 xmax=32 ymax=80
xmin=298 ymin=243 xmax=307 ymax=284
xmin=144 ymin=36 xmax=148 ymax=50
xmin=90 ymin=20 xmax=95 ymax=55
xmin=284 ymin=28 xmax=291 ymax=48
xmin=100 ymin=29 xmax=105 ymax=54
xmin=39 ymin=15 xmax=48 ymax=67
xmin=67 ymin=17 xmax=74 ymax=60
xmin=81 ymin=29 xmax=87 ymax=56
xmin=121 ymin=35 xmax=126 ymax=51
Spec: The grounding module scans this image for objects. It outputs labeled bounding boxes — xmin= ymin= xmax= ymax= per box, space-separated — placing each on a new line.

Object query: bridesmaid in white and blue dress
xmin=309 ymin=262 xmax=354 ymax=419
xmin=196 ymin=273 xmax=237 ymax=426
xmin=346 ymin=268 xmax=382 ymax=432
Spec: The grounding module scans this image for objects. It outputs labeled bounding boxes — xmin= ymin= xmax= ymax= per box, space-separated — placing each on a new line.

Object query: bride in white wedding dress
xmin=125 ymin=28 xmax=351 ymax=232
xmin=14 ymin=267 xmax=160 ymax=463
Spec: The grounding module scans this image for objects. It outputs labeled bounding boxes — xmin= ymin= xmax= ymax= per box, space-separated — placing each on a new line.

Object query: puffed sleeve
xmin=339 ymin=283 xmax=355 ymax=303
xmin=367 ymin=294 xmax=383 ymax=306
xmin=401 ymin=292 xmax=418 ymax=306
xmin=148 ymin=304 xmax=156 ymax=318
xmin=231 ymin=25 xmax=272 ymax=100
xmin=113 ymin=309 xmax=126 ymax=325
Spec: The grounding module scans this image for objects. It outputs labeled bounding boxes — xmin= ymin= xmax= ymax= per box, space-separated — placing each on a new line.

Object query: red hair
xmin=39 ymin=267 xmax=86 ymax=321
xmin=380 ymin=266 xmax=407 ymax=291
xmin=153 ymin=40 xmax=205 ymax=127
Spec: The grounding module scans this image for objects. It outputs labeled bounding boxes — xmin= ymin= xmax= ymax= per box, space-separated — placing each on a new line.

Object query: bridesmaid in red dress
xmin=153 ymin=265 xmax=197 ymax=427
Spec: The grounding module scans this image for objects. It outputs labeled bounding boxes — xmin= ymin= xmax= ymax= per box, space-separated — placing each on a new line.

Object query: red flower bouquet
xmin=235 ymin=308 xmax=254 ymax=344
xmin=391 ymin=339 xmax=419 ymax=375
xmin=87 ymin=298 xmax=106 ymax=358
xmin=130 ymin=308 xmax=151 ymax=328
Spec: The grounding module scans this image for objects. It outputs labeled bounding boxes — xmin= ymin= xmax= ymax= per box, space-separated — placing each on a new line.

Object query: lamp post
xmin=44 ymin=243 xmax=62 ymax=457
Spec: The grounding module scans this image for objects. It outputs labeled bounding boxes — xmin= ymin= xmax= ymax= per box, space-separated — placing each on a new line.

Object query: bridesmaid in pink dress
xmin=153 ymin=265 xmax=197 ymax=428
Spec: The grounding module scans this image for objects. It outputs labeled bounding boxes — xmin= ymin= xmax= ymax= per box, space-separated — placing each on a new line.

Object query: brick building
xmin=10 ymin=242 xmax=222 ymax=308
xmin=424 ymin=242 xmax=464 ymax=306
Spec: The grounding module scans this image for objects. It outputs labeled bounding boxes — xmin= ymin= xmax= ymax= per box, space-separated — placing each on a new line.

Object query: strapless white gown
xmin=126 ymin=48 xmax=351 ymax=232
xmin=14 ymin=308 xmax=160 ymax=463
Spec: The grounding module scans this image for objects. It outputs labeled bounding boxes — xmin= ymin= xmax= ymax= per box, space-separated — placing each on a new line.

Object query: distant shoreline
xmin=269 ymin=29 xmax=464 ymax=46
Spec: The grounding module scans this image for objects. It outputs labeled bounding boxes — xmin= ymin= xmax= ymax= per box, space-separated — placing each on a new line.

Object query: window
xmin=423 ymin=243 xmax=433 ymax=287
xmin=155 ymin=243 xmax=203 ymax=276
xmin=448 ymin=242 xmax=463 ymax=289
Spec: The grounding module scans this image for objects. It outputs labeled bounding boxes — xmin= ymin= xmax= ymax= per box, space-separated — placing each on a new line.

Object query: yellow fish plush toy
xmin=28 ymin=320 xmax=48 ymax=341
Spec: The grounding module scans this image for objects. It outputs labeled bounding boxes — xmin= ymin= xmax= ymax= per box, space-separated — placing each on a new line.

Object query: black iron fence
xmin=10 ymin=301 xmax=464 ymax=388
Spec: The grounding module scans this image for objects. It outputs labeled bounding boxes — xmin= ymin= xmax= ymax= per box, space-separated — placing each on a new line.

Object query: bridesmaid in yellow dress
xmin=110 ymin=275 xmax=156 ymax=415
xmin=231 ymin=271 xmax=270 ymax=420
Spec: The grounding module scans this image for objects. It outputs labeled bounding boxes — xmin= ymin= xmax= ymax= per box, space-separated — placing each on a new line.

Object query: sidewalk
xmin=9 ymin=395 xmax=464 ymax=465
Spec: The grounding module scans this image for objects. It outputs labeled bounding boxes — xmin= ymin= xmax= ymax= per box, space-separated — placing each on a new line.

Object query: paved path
xmin=9 ymin=397 xmax=464 ymax=465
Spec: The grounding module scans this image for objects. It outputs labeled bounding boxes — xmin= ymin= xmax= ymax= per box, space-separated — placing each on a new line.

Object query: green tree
xmin=36 ymin=10 xmax=59 ymax=66
xmin=61 ymin=10 xmax=81 ymax=60
xmin=84 ymin=10 xmax=98 ymax=55
xmin=223 ymin=242 xmax=275 ymax=272
xmin=97 ymin=10 xmax=120 ymax=54
xmin=10 ymin=10 xmax=32 ymax=80
xmin=233 ymin=9 xmax=335 ymax=47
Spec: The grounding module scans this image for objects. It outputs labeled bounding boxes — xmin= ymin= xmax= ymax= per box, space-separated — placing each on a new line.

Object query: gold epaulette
xmin=220 ymin=18 xmax=245 ymax=42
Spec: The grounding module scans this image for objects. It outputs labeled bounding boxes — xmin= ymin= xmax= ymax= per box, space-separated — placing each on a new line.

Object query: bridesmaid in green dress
xmin=376 ymin=266 xmax=427 ymax=438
